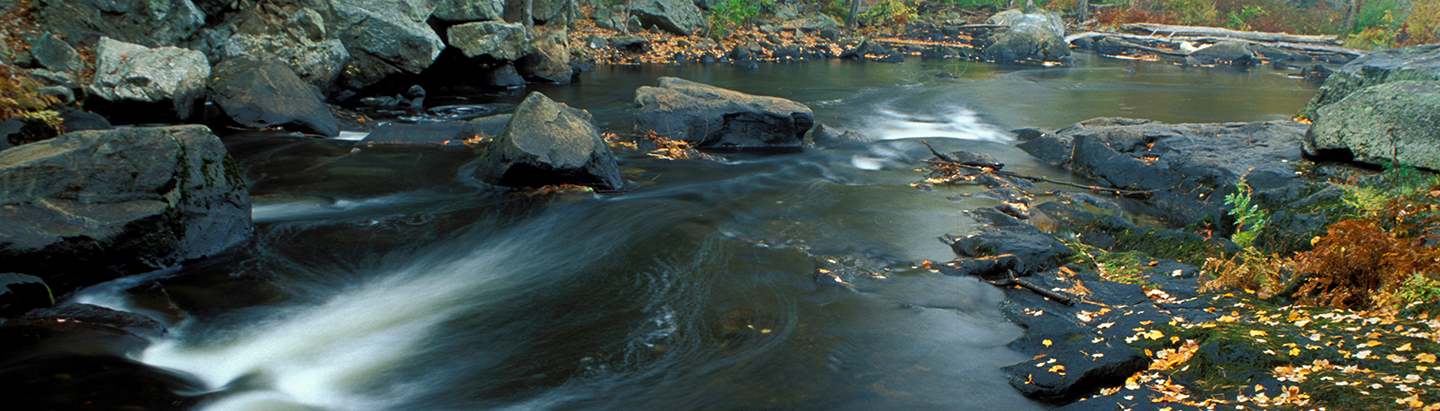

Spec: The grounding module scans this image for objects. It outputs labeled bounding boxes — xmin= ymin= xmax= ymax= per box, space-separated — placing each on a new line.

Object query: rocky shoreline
xmin=3 ymin=0 xmax=1440 ymax=409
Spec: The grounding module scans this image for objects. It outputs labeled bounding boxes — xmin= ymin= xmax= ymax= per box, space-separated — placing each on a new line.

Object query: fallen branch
xmin=921 ymin=140 xmax=1155 ymax=198
xmin=986 ymin=270 xmax=1075 ymax=306
xmin=1121 ymin=23 xmax=1340 ymax=45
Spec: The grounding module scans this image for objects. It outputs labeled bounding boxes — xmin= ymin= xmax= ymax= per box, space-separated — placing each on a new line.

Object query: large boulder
xmin=216 ymin=35 xmax=351 ymax=94
xmin=629 ymin=0 xmax=708 ymax=36
xmin=1015 ymin=118 xmax=1308 ymax=227
xmin=331 ymin=0 xmax=446 ymax=90
xmin=1185 ymin=40 xmax=1254 ymax=66
xmin=515 ymin=27 xmax=573 ymax=84
xmin=982 ymin=9 xmax=1070 ymax=65
xmin=208 ymin=57 xmax=340 ymax=137
xmin=85 ymin=37 xmax=210 ymax=124
xmin=433 ymin=0 xmax=505 ymax=22
xmin=476 ymin=92 xmax=622 ymax=190
xmin=1300 ymin=44 xmax=1440 ymax=120
xmin=633 ymin=77 xmax=815 ymax=148
xmin=1305 ymin=80 xmax=1440 ymax=169
xmin=448 ymin=21 xmax=527 ymax=61
xmin=36 ymin=0 xmax=205 ymax=48
xmin=0 ymin=125 xmax=252 ymax=296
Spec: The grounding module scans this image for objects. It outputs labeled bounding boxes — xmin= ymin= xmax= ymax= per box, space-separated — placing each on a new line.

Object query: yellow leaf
xmin=1043 ymin=339 xmax=1053 ymax=347
xmin=1250 ymin=330 xmax=1268 ymax=337
xmin=1400 ymin=343 xmax=1414 ymax=352
xmin=1367 ymin=340 xmax=1384 ymax=347
xmin=1419 ymin=353 xmax=1437 ymax=363
xmin=1289 ymin=348 xmax=1301 ymax=356
xmin=1049 ymin=365 xmax=1066 ymax=373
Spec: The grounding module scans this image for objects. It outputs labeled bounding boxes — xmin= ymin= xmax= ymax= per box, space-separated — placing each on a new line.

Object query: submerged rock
xmin=476 ymin=92 xmax=622 ymax=190
xmin=982 ymin=9 xmax=1071 ymax=65
xmin=85 ymin=37 xmax=210 ymax=124
xmin=0 ymin=125 xmax=252 ymax=296
xmin=1305 ymin=80 xmax=1440 ymax=170
xmin=633 ymin=77 xmax=815 ymax=149
xmin=208 ymin=57 xmax=340 ymax=136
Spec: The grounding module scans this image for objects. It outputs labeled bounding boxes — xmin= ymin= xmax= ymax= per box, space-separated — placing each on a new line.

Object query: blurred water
xmin=110 ymin=55 xmax=1317 ymax=411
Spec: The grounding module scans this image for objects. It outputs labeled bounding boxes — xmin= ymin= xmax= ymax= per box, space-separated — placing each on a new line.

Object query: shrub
xmin=859 ymin=0 xmax=917 ymax=27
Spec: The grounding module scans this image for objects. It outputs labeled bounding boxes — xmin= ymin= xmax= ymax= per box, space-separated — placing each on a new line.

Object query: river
xmin=67 ymin=54 xmax=1316 ymax=411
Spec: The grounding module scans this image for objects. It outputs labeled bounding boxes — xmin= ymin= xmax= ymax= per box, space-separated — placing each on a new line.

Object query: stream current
xmin=70 ymin=54 xmax=1317 ymax=411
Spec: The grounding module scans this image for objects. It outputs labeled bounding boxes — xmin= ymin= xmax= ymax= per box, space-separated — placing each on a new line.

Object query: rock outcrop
xmin=331 ymin=0 xmax=446 ymax=90
xmin=515 ymin=27 xmax=574 ymax=84
xmin=1305 ymin=80 xmax=1440 ymax=169
xmin=633 ymin=77 xmax=815 ymax=149
xmin=982 ymin=9 xmax=1071 ymax=65
xmin=36 ymin=0 xmax=205 ymax=48
xmin=0 ymin=125 xmax=252 ymax=296
xmin=433 ymin=0 xmax=506 ymax=22
xmin=628 ymin=0 xmax=708 ymax=36
xmin=1015 ymin=118 xmax=1308 ymax=226
xmin=1185 ymin=40 xmax=1254 ymax=66
xmin=208 ymin=57 xmax=340 ymax=136
xmin=85 ymin=38 xmax=210 ymax=124
xmin=448 ymin=21 xmax=528 ymax=61
xmin=1300 ymin=44 xmax=1440 ymax=169
xmin=476 ymin=92 xmax=622 ymax=190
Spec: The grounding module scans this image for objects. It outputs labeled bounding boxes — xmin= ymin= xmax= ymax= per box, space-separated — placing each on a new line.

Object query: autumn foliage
xmin=1292 ymin=199 xmax=1440 ymax=310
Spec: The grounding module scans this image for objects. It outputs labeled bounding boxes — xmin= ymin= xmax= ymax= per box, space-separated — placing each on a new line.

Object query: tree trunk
xmin=849 ymin=0 xmax=861 ymax=28
xmin=621 ymin=0 xmax=633 ymax=34
xmin=524 ymin=0 xmax=535 ymax=38
xmin=1078 ymin=0 xmax=1090 ymax=22
xmin=1344 ymin=0 xmax=1357 ymax=31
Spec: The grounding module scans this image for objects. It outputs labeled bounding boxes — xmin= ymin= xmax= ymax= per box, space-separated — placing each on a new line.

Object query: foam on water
xmin=852 ymin=103 xmax=1011 ymax=142
xmin=141 ymin=238 xmax=535 ymax=411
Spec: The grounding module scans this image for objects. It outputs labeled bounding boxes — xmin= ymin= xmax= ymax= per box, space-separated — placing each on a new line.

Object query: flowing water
xmin=64 ymin=54 xmax=1316 ymax=411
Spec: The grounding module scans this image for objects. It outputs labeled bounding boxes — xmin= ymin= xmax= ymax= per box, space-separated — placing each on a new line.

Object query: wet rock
xmin=0 ymin=273 xmax=52 ymax=317
xmin=1300 ymin=44 xmax=1440 ymax=120
xmin=839 ymin=39 xmax=905 ymax=62
xmin=945 ymin=223 xmax=1070 ymax=275
xmin=633 ymin=77 xmax=815 ymax=149
xmin=477 ymin=63 xmax=526 ymax=88
xmin=433 ymin=0 xmax=505 ymax=22
xmin=217 ymin=35 xmax=351 ymax=94
xmin=1184 ymin=40 xmax=1253 ymax=66
xmin=448 ymin=20 xmax=527 ymax=61
xmin=0 ymin=303 xmax=204 ymax=410
xmin=27 ymin=33 xmax=83 ymax=73
xmin=36 ymin=0 xmax=205 ymax=48
xmin=628 ymin=0 xmax=708 ymax=36
xmin=1015 ymin=117 xmax=1308 ymax=227
xmin=608 ymin=34 xmax=649 ymax=50
xmin=0 ymin=125 xmax=252 ymax=296
xmin=332 ymin=0 xmax=446 ymax=90
xmin=1305 ymin=80 xmax=1440 ymax=170
xmin=476 ymin=92 xmax=622 ymax=190
xmin=982 ymin=9 xmax=1070 ymax=65
xmin=504 ymin=0 xmax=582 ymax=26
xmin=1300 ymin=63 xmax=1333 ymax=84
xmin=515 ymin=27 xmax=574 ymax=84
xmin=357 ymin=120 xmax=494 ymax=146
xmin=208 ymin=57 xmax=340 ymax=136
xmin=85 ymin=37 xmax=210 ymax=124
xmin=804 ymin=123 xmax=869 ymax=142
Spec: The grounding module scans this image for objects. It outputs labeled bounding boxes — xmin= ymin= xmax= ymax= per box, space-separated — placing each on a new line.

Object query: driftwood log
xmin=1121 ymin=23 xmax=1341 ymax=45
xmin=1066 ymin=27 xmax=1366 ymax=62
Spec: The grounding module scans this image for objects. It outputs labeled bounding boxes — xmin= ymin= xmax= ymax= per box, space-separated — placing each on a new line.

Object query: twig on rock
xmin=920 ymin=140 xmax=1155 ymax=198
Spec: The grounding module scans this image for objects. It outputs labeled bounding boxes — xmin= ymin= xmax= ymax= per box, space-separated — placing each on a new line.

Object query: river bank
xmin=3 ymin=0 xmax=1440 ymax=410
